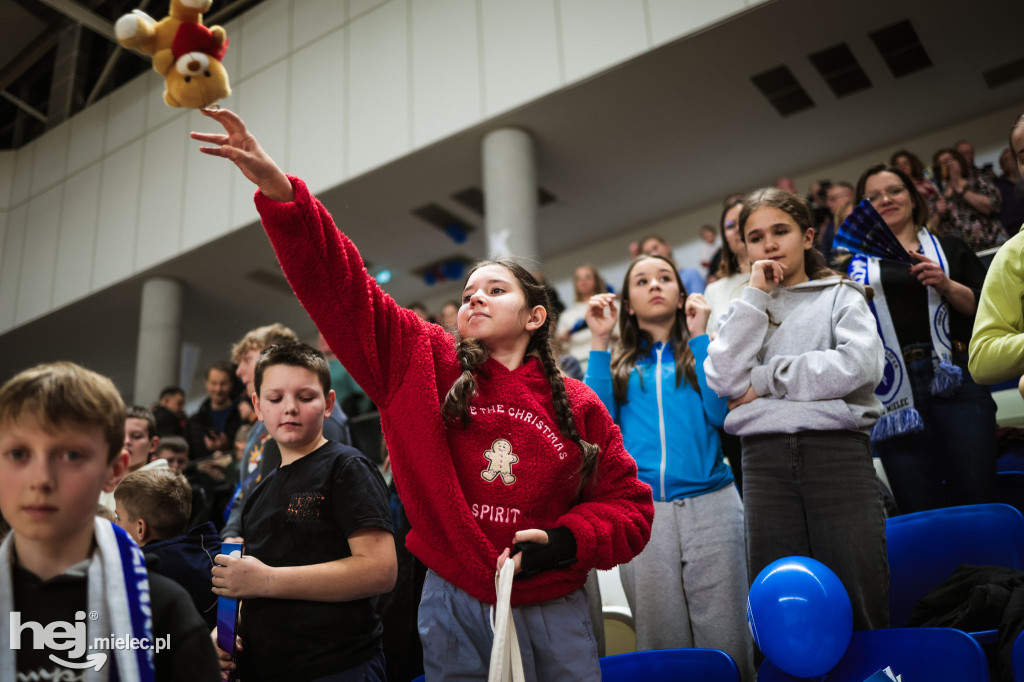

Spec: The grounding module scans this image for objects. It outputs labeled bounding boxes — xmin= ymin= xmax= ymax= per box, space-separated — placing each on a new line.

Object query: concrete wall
xmin=0 ymin=0 xmax=766 ymax=335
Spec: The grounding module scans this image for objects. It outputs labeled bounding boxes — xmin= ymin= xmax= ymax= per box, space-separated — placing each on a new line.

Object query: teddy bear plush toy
xmin=115 ymin=0 xmax=231 ymax=109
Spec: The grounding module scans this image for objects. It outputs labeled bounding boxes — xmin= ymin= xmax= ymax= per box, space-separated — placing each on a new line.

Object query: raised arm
xmin=749 ymin=286 xmax=883 ymax=401
xmin=192 ymin=109 xmax=452 ymax=406
xmin=704 ymin=287 xmax=771 ymax=398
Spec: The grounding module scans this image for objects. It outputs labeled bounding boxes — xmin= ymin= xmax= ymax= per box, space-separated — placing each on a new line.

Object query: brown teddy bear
xmin=115 ymin=0 xmax=231 ymax=109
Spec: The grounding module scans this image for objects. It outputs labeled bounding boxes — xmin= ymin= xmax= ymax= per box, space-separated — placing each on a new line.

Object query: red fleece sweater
xmin=255 ymin=177 xmax=653 ymax=606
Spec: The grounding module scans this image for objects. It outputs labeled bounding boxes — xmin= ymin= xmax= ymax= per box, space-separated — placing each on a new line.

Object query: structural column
xmin=482 ymin=128 xmax=539 ymax=260
xmin=133 ymin=277 xmax=184 ymax=405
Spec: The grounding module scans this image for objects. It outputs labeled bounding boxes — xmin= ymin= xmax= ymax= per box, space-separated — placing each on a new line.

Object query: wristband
xmin=513 ymin=526 xmax=578 ymax=579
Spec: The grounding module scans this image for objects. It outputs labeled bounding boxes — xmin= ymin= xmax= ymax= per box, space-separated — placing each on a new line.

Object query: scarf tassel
xmin=870 ymin=407 xmax=925 ymax=441
xmin=929 ymin=360 xmax=962 ymax=397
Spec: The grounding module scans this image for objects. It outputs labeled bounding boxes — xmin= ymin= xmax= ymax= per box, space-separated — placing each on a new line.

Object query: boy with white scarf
xmin=0 ymin=362 xmax=220 ymax=681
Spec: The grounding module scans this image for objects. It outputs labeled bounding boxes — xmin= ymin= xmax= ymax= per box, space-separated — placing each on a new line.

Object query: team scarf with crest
xmin=0 ymin=518 xmax=156 ymax=682
xmin=847 ymin=227 xmax=962 ymax=440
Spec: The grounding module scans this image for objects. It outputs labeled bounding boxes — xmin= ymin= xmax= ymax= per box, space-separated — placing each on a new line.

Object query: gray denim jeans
xmin=741 ymin=430 xmax=890 ymax=632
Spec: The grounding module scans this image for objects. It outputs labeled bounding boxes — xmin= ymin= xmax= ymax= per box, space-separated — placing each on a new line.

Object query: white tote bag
xmin=488 ymin=560 xmax=526 ymax=682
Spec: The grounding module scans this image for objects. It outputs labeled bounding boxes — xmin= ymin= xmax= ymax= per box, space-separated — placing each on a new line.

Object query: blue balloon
xmin=747 ymin=556 xmax=853 ymax=678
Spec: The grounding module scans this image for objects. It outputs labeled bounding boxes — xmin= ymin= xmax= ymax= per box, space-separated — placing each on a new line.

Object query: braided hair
xmin=441 ymin=258 xmax=600 ymax=495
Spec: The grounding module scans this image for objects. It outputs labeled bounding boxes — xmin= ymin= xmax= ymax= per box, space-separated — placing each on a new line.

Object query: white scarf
xmin=848 ymin=228 xmax=962 ymax=441
xmin=0 ymin=518 xmax=156 ymax=682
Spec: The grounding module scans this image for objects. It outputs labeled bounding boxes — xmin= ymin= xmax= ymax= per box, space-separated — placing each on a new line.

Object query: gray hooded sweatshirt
xmin=704 ymin=276 xmax=884 ymax=437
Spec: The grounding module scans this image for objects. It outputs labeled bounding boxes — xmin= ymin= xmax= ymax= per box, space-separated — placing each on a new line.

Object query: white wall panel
xmin=145 ymin=70 xmax=187 ymax=132
xmin=0 ymin=205 xmax=27 ymax=330
xmin=53 ymin=166 xmax=101 ymax=309
xmin=30 ymin=121 xmax=69 ymax=196
xmin=347 ymin=0 xmax=410 ymax=177
xmin=93 ymin=141 xmax=144 ymax=290
xmin=104 ymin=75 xmax=149 ymax=154
xmin=136 ymin=117 xmax=188 ymax=271
xmin=350 ymin=0 xmax=389 ymax=20
xmin=238 ymin=0 xmax=291 ymax=79
xmin=182 ymin=101 xmax=237 ymax=251
xmin=67 ymin=97 xmax=108 ymax=176
xmin=411 ymin=0 xmax=481 ymax=147
xmin=289 ymin=30 xmax=346 ymax=192
xmin=480 ymin=0 xmax=561 ymax=117
xmin=17 ymin=187 xmax=62 ymax=324
xmin=232 ymin=61 xmax=290 ymax=227
xmin=558 ymin=0 xmax=648 ymax=83
xmin=10 ymin=143 xmax=34 ymax=207
xmin=293 ymin=0 xmax=347 ymax=49
xmin=0 ymin=152 xmax=14 ymax=210
xmin=647 ymin=0 xmax=745 ymax=46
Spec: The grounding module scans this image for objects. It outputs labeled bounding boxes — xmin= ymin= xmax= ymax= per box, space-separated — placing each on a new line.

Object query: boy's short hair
xmin=154 ymin=434 xmax=189 ymax=458
xmin=125 ymin=405 xmax=157 ymax=439
xmin=114 ymin=469 xmax=192 ymax=539
xmin=230 ymin=323 xmax=299 ymax=364
xmin=159 ymin=386 xmax=184 ymax=400
xmin=254 ymin=343 xmax=331 ymax=397
xmin=0 ymin=362 xmax=125 ymax=462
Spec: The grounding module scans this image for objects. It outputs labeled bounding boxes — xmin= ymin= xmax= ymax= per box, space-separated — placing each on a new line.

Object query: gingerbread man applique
xmin=481 ymin=438 xmax=518 ymax=485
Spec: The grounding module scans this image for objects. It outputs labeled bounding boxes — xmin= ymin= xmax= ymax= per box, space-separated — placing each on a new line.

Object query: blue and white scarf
xmin=0 ymin=518 xmax=156 ymax=682
xmin=848 ymin=228 xmax=962 ymax=441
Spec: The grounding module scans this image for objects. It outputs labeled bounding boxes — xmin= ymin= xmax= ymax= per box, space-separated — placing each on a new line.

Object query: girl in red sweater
xmin=193 ymin=109 xmax=654 ymax=680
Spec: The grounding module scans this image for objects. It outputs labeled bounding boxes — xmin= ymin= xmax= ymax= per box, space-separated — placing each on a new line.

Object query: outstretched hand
xmin=190 ymin=108 xmax=294 ymax=202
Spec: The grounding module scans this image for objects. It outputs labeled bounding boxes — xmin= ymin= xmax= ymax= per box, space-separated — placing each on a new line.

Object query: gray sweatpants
xmin=619 ymin=484 xmax=754 ymax=682
xmin=417 ymin=569 xmax=601 ymax=681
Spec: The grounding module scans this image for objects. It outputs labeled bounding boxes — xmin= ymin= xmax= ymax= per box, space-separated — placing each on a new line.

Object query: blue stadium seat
xmin=412 ymin=647 xmax=740 ymax=681
xmin=600 ymin=648 xmax=739 ymax=681
xmin=886 ymin=502 xmax=1024 ymax=643
xmin=758 ymin=627 xmax=990 ymax=682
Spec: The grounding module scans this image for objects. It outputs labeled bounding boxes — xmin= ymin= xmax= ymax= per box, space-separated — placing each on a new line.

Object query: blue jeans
xmin=873 ymin=351 xmax=998 ymax=514
xmin=741 ymin=430 xmax=890 ymax=632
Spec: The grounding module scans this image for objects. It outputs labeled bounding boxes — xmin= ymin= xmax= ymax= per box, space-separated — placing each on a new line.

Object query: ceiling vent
xmin=750 ymin=65 xmax=815 ymax=117
xmin=983 ymin=56 xmax=1024 ymax=89
xmin=452 ymin=186 xmax=557 ymax=217
xmin=412 ymin=203 xmax=475 ymax=243
xmin=808 ymin=43 xmax=872 ymax=98
xmin=869 ymin=20 xmax=932 ymax=78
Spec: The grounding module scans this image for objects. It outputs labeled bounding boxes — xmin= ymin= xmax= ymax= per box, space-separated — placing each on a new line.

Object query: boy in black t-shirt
xmin=211 ymin=343 xmax=396 ymax=682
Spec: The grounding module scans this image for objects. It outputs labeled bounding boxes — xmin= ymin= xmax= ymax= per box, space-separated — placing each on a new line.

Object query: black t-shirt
xmin=878 ymin=235 xmax=986 ymax=349
xmin=239 ymin=440 xmax=393 ymax=682
xmin=12 ymin=562 xmax=220 ymax=681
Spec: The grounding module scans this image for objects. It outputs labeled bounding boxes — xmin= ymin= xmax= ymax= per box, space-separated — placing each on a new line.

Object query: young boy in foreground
xmin=0 ymin=362 xmax=219 ymax=681
xmin=211 ymin=343 xmax=396 ymax=682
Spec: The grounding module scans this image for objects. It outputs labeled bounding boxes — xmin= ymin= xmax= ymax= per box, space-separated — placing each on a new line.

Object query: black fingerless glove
xmin=513 ymin=526 xmax=577 ymax=580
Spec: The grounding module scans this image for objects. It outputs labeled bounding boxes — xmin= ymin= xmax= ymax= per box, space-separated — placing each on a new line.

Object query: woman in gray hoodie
xmin=705 ymin=188 xmax=890 ymax=633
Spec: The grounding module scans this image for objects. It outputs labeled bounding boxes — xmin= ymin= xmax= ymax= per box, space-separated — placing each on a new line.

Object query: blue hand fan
xmin=834 ymin=199 xmax=914 ymax=265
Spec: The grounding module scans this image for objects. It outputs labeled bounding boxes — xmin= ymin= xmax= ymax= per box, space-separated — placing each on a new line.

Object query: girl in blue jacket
xmin=584 ymin=254 xmax=753 ymax=681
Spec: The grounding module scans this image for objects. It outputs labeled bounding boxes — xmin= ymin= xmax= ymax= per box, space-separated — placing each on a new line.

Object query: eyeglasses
xmin=865 ymin=185 xmax=907 ymax=204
